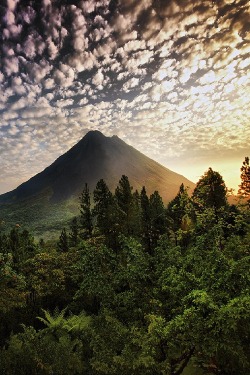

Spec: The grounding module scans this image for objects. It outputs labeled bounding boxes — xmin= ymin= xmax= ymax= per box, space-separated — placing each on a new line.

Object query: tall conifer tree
xmin=192 ymin=168 xmax=227 ymax=211
xmin=93 ymin=179 xmax=115 ymax=237
xmin=115 ymin=175 xmax=134 ymax=235
xmin=238 ymin=157 xmax=250 ymax=202
xmin=57 ymin=228 xmax=69 ymax=252
xmin=79 ymin=183 xmax=93 ymax=239
xmin=140 ymin=186 xmax=151 ymax=253
xmin=69 ymin=217 xmax=79 ymax=247
xmin=149 ymin=191 xmax=166 ymax=248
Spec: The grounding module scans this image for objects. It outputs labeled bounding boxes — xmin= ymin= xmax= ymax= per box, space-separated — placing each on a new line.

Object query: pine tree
xmin=192 ymin=168 xmax=228 ymax=212
xmin=167 ymin=184 xmax=195 ymax=246
xmin=79 ymin=183 xmax=93 ymax=239
xmin=149 ymin=191 xmax=166 ymax=248
xmin=39 ymin=238 xmax=45 ymax=249
xmin=131 ymin=190 xmax=142 ymax=237
xmin=93 ymin=179 xmax=115 ymax=237
xmin=57 ymin=228 xmax=69 ymax=252
xmin=8 ymin=227 xmax=20 ymax=264
xmin=238 ymin=157 xmax=250 ymax=201
xmin=115 ymin=175 xmax=134 ymax=235
xmin=140 ymin=186 xmax=151 ymax=253
xmin=167 ymin=184 xmax=190 ymax=230
xmin=69 ymin=217 xmax=79 ymax=247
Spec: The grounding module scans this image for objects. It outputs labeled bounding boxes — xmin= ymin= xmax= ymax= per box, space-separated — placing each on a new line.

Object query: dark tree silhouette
xmin=192 ymin=168 xmax=228 ymax=212
xmin=238 ymin=157 xmax=250 ymax=203
xmin=79 ymin=183 xmax=93 ymax=239
xmin=57 ymin=228 xmax=69 ymax=252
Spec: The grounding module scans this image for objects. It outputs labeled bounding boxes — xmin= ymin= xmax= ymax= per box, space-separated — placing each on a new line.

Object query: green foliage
xmin=79 ymin=183 xmax=93 ymax=239
xmin=0 ymin=309 xmax=91 ymax=375
xmin=0 ymin=227 xmax=37 ymax=266
xmin=93 ymin=179 xmax=121 ymax=247
xmin=140 ymin=186 xmax=151 ymax=251
xmin=238 ymin=157 xmax=250 ymax=205
xmin=37 ymin=308 xmax=91 ymax=334
xmin=57 ymin=228 xmax=69 ymax=252
xmin=22 ymin=249 xmax=80 ymax=313
xmin=193 ymin=168 xmax=228 ymax=212
xmin=0 ymin=190 xmax=79 ymax=240
xmin=69 ymin=217 xmax=79 ymax=247
xmin=0 ymin=169 xmax=250 ymax=375
xmin=115 ymin=175 xmax=136 ymax=236
xmin=140 ymin=187 xmax=168 ymax=252
xmin=0 ymin=252 xmax=26 ymax=313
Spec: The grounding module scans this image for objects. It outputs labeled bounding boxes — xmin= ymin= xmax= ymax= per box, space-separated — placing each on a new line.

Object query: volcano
xmin=0 ymin=131 xmax=194 ymax=237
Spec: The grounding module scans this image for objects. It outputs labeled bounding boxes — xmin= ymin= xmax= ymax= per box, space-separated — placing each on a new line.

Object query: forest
xmin=0 ymin=160 xmax=249 ymax=375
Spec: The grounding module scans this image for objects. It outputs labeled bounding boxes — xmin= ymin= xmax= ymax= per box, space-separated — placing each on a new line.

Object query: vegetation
xmin=238 ymin=157 xmax=250 ymax=205
xmin=0 ymin=164 xmax=249 ymax=374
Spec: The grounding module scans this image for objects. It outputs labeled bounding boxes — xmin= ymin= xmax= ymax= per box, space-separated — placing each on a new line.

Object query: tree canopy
xmin=238 ymin=157 xmax=250 ymax=204
xmin=0 ymin=168 xmax=249 ymax=375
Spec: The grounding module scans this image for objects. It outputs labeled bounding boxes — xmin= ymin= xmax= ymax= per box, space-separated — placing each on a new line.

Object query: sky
xmin=0 ymin=0 xmax=249 ymax=195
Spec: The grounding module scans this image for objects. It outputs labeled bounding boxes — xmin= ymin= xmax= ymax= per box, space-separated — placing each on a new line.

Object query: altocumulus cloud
xmin=0 ymin=0 xmax=250 ymax=193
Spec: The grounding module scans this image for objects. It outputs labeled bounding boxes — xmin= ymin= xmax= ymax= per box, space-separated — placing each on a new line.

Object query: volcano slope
xmin=0 ymin=131 xmax=194 ymax=238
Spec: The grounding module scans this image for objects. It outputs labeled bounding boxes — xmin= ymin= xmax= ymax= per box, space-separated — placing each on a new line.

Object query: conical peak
xmin=81 ymin=131 xmax=123 ymax=145
xmin=84 ymin=130 xmax=106 ymax=140
xmin=0 ymin=129 xmax=195 ymax=209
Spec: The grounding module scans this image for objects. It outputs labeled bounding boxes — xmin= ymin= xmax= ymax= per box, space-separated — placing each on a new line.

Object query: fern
xmin=37 ymin=308 xmax=91 ymax=333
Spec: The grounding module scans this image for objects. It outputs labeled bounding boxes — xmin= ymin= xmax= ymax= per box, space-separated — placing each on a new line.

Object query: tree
xmin=93 ymin=179 xmax=113 ymax=231
xmin=131 ymin=189 xmax=142 ymax=237
xmin=192 ymin=168 xmax=228 ymax=213
xmin=57 ymin=228 xmax=69 ymax=252
xmin=238 ymin=157 xmax=250 ymax=202
xmin=0 ymin=309 xmax=91 ymax=375
xmin=69 ymin=217 xmax=79 ymax=247
xmin=93 ymin=179 xmax=121 ymax=246
xmin=0 ymin=252 xmax=26 ymax=313
xmin=5 ymin=227 xmax=37 ymax=268
xmin=167 ymin=184 xmax=194 ymax=246
xmin=74 ymin=224 xmax=250 ymax=375
xmin=115 ymin=175 xmax=135 ymax=235
xmin=149 ymin=191 xmax=167 ymax=248
xmin=23 ymin=249 xmax=80 ymax=313
xmin=140 ymin=186 xmax=151 ymax=252
xmin=168 ymin=184 xmax=188 ymax=229
xmin=79 ymin=183 xmax=93 ymax=239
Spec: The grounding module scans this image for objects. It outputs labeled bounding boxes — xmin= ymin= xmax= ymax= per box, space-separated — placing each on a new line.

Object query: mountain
xmin=0 ymin=131 xmax=195 ymax=237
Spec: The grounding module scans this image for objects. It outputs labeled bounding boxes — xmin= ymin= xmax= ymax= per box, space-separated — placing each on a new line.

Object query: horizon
xmin=0 ymin=1 xmax=249 ymax=195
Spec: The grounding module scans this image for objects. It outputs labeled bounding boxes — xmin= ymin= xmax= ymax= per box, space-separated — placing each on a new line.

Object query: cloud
xmin=92 ymin=70 xmax=104 ymax=87
xmin=55 ymin=99 xmax=74 ymax=108
xmin=67 ymin=51 xmax=98 ymax=72
xmin=53 ymin=64 xmax=75 ymax=87
xmin=23 ymin=34 xmax=37 ymax=59
xmin=20 ymin=5 xmax=36 ymax=24
xmin=0 ymin=0 xmax=250 ymax=193
xmin=123 ymin=77 xmax=140 ymax=92
xmin=4 ymin=10 xmax=15 ymax=26
xmin=26 ymin=60 xmax=52 ymax=83
xmin=7 ymin=0 xmax=19 ymax=11
xmin=3 ymin=56 xmax=19 ymax=76
xmin=80 ymin=1 xmax=96 ymax=14
xmin=47 ymin=37 xmax=59 ymax=59
xmin=11 ymin=76 xmax=26 ymax=95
